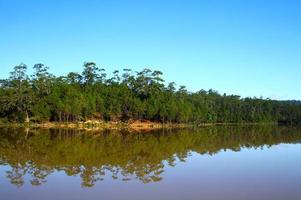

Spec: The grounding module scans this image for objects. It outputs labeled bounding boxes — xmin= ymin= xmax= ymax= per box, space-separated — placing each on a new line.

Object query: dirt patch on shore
xmin=2 ymin=120 xmax=191 ymax=132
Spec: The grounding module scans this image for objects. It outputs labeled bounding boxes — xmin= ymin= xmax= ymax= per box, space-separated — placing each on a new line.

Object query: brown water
xmin=0 ymin=126 xmax=301 ymax=200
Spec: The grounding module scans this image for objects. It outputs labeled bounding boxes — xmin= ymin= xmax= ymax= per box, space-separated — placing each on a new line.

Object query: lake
xmin=1 ymin=126 xmax=301 ymax=200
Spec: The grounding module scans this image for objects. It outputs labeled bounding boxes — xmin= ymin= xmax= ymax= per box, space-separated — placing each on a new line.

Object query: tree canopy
xmin=0 ymin=63 xmax=300 ymax=125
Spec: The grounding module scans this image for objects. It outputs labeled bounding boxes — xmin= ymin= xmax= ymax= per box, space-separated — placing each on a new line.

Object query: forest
xmin=0 ymin=63 xmax=300 ymax=125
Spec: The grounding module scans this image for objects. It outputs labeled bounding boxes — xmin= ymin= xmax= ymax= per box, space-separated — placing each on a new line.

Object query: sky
xmin=0 ymin=0 xmax=300 ymax=100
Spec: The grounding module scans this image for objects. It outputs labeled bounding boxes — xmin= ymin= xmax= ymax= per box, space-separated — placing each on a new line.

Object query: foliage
xmin=0 ymin=63 xmax=301 ymax=124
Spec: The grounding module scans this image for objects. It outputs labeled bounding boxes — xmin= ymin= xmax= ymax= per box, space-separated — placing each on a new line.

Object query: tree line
xmin=0 ymin=62 xmax=300 ymax=125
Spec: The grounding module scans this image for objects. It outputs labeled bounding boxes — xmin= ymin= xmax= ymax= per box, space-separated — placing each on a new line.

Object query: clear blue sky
xmin=0 ymin=0 xmax=300 ymax=100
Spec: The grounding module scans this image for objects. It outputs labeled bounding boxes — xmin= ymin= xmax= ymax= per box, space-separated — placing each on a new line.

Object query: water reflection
xmin=0 ymin=126 xmax=301 ymax=187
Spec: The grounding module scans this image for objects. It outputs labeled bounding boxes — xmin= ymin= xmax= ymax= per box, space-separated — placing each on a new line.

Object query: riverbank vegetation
xmin=0 ymin=63 xmax=301 ymax=125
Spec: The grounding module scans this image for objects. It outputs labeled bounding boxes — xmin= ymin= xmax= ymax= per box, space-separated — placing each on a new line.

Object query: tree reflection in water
xmin=0 ymin=126 xmax=301 ymax=187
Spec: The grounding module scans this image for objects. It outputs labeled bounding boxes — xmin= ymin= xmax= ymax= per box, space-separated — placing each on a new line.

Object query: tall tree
xmin=5 ymin=63 xmax=32 ymax=122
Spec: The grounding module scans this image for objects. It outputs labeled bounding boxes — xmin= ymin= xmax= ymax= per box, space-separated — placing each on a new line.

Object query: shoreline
xmin=0 ymin=120 xmax=278 ymax=132
xmin=0 ymin=120 xmax=192 ymax=132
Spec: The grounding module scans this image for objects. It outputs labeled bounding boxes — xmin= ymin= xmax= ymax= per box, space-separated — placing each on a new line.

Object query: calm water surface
xmin=0 ymin=126 xmax=301 ymax=200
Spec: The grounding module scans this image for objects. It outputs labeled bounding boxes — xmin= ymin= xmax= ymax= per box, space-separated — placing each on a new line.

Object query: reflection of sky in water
xmin=1 ymin=143 xmax=301 ymax=200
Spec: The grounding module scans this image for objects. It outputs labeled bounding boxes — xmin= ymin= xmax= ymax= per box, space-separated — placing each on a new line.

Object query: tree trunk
xmin=59 ymin=112 xmax=62 ymax=122
xmin=25 ymin=111 xmax=30 ymax=123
